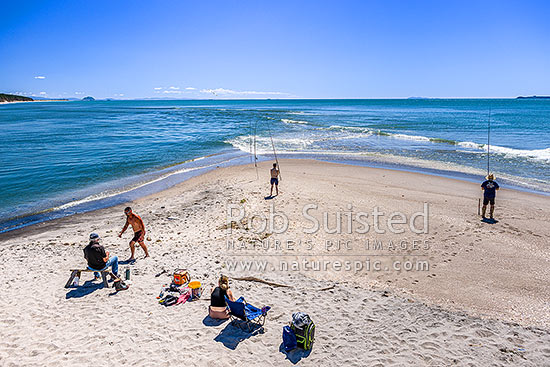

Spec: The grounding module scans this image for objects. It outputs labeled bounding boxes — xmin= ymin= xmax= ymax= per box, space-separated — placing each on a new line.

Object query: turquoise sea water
xmin=1 ymin=99 xmax=549 ymax=232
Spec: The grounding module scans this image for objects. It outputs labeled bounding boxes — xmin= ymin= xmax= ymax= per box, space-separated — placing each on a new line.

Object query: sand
xmin=0 ymin=159 xmax=549 ymax=366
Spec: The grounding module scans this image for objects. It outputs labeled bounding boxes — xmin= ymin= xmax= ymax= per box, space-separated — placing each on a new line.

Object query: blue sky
xmin=1 ymin=0 xmax=549 ymax=99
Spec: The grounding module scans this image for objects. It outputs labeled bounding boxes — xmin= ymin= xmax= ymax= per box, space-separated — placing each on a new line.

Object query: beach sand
xmin=0 ymin=159 xmax=549 ymax=366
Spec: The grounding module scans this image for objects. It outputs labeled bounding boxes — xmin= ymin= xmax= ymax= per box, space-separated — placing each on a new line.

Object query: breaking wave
xmin=281 ymin=118 xmax=309 ymax=124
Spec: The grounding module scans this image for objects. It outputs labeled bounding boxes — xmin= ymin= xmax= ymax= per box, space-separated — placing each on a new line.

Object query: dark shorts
xmin=131 ymin=230 xmax=143 ymax=242
xmin=271 ymin=178 xmax=279 ymax=185
xmin=483 ymin=197 xmax=495 ymax=205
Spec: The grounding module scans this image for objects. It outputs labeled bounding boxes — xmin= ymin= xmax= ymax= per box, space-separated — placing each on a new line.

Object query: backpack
xmin=291 ymin=313 xmax=315 ymax=350
xmin=282 ymin=325 xmax=297 ymax=352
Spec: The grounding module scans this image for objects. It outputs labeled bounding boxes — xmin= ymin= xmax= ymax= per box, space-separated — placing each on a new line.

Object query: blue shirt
xmin=481 ymin=180 xmax=499 ymax=198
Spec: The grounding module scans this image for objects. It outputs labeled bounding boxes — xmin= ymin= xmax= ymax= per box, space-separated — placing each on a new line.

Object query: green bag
xmin=291 ymin=315 xmax=315 ymax=350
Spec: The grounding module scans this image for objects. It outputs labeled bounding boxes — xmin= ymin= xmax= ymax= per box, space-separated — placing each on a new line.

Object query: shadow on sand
xmin=481 ymin=218 xmax=499 ymax=224
xmin=279 ymin=343 xmax=312 ymax=364
xmin=119 ymin=259 xmax=136 ymax=265
xmin=264 ymin=195 xmax=278 ymax=200
xmin=214 ymin=321 xmax=264 ymax=350
xmin=202 ymin=315 xmax=229 ymax=327
xmin=65 ymin=280 xmax=106 ymax=299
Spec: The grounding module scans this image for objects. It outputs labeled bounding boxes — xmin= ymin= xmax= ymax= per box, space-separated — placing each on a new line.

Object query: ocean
xmin=1 ymin=99 xmax=549 ymax=233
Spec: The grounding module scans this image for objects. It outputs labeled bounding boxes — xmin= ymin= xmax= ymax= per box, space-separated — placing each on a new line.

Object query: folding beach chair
xmin=225 ymin=296 xmax=271 ymax=331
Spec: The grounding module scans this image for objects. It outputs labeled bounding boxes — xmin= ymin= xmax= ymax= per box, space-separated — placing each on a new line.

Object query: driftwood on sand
xmin=232 ymin=276 xmax=292 ymax=288
xmin=232 ymin=276 xmax=336 ymax=291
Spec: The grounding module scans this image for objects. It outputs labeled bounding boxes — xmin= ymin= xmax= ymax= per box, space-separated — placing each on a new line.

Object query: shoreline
xmin=1 ymin=152 xmax=548 ymax=235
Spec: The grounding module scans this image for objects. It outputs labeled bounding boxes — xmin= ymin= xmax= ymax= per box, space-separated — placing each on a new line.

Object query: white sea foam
xmin=326 ymin=125 xmax=371 ymax=133
xmin=281 ymin=118 xmax=308 ymax=124
xmin=288 ymin=111 xmax=319 ymax=115
xmin=457 ymin=141 xmax=483 ymax=149
xmin=390 ymin=133 xmax=431 ymax=142
xmin=227 ymin=135 xmax=315 ymax=154
xmin=483 ymin=145 xmax=550 ymax=161
xmin=457 ymin=141 xmax=550 ymax=161
xmin=382 ymin=133 xmax=550 ymax=162
xmin=229 ymin=126 xmax=550 ymax=164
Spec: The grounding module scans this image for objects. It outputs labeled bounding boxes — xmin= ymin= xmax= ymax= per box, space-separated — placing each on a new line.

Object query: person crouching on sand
xmin=270 ymin=162 xmax=280 ymax=197
xmin=84 ymin=233 xmax=119 ymax=280
xmin=118 ymin=206 xmax=150 ymax=261
xmin=481 ymin=173 xmax=500 ymax=220
xmin=209 ymin=275 xmax=236 ymax=319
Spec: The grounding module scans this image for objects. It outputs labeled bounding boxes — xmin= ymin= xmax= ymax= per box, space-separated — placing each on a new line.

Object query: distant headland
xmin=516 ymin=96 xmax=550 ymax=99
xmin=0 ymin=93 xmax=33 ymax=103
xmin=0 ymin=93 xmax=69 ymax=103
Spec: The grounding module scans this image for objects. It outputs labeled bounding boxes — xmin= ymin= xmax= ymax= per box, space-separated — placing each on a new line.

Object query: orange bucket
xmin=189 ymin=281 xmax=202 ymax=299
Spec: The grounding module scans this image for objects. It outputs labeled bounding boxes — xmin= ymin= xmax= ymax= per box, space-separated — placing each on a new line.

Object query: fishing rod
xmin=253 ymin=118 xmax=259 ymax=180
xmin=249 ymin=119 xmax=253 ymax=165
xmin=478 ymin=108 xmax=492 ymax=216
xmin=267 ymin=118 xmax=281 ymax=181
xmin=487 ymin=108 xmax=491 ymax=176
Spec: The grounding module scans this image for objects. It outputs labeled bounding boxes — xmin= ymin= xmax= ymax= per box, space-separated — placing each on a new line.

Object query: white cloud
xmin=34 ymin=76 xmax=46 ymax=79
xmin=200 ymin=88 xmax=287 ymax=97
xmin=154 ymin=87 xmax=163 ymax=90
xmin=39 ymin=91 xmax=47 ymax=95
xmin=169 ymin=86 xmax=180 ymax=90
xmin=75 ymin=92 xmax=85 ymax=95
xmin=114 ymin=93 xmax=125 ymax=97
xmin=185 ymin=87 xmax=196 ymax=90
xmin=163 ymin=90 xmax=183 ymax=94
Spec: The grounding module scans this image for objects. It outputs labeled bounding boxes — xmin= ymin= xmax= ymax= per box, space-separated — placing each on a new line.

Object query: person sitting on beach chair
xmin=481 ymin=173 xmax=500 ymax=220
xmin=209 ymin=275 xmax=235 ymax=319
xmin=84 ymin=233 xmax=119 ymax=280
xmin=270 ymin=163 xmax=280 ymax=197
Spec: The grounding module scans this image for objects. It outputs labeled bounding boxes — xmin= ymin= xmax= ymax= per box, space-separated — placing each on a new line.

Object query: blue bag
xmin=282 ymin=325 xmax=297 ymax=352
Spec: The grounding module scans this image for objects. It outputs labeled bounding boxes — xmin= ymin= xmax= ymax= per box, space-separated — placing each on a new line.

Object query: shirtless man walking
xmin=118 ymin=206 xmax=150 ymax=261
xmin=270 ymin=162 xmax=280 ymax=197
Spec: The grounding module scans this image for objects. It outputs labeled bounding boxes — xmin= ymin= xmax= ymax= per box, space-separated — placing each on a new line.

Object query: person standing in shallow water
xmin=118 ymin=207 xmax=150 ymax=261
xmin=481 ymin=173 xmax=500 ymax=220
xmin=270 ymin=163 xmax=280 ymax=197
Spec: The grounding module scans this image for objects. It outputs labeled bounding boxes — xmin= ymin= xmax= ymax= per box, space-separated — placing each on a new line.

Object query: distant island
xmin=82 ymin=96 xmax=95 ymax=101
xmin=0 ymin=93 xmax=33 ymax=103
xmin=516 ymin=96 xmax=550 ymax=99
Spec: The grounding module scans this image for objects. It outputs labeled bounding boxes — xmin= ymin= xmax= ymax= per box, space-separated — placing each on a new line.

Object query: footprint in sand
xmin=475 ymin=329 xmax=496 ymax=338
xmin=420 ymin=341 xmax=440 ymax=351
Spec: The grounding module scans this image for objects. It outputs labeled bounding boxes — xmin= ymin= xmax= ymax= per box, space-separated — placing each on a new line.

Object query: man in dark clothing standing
xmin=481 ymin=173 xmax=500 ymax=220
xmin=84 ymin=233 xmax=119 ymax=279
